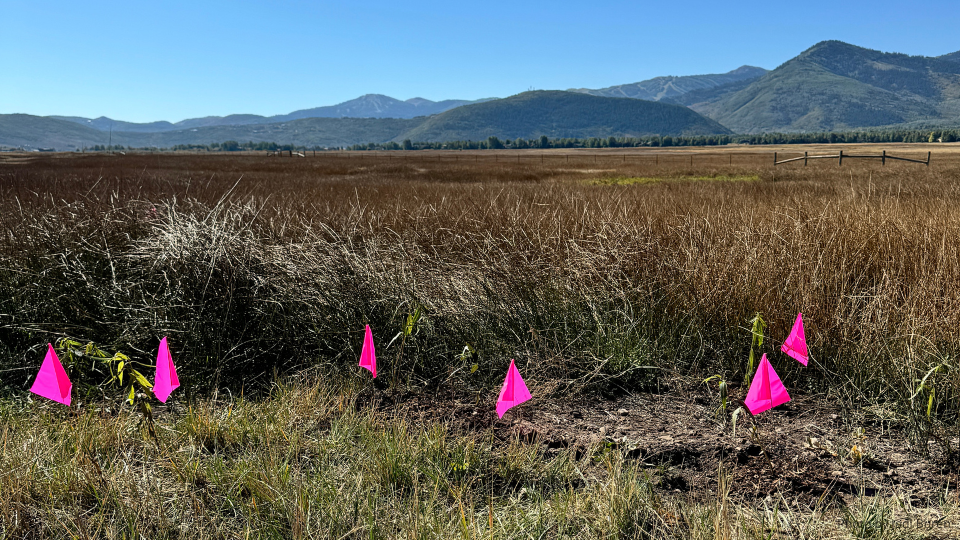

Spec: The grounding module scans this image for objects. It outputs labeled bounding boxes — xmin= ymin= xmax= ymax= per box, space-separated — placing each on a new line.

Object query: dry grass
xmin=0 ymin=148 xmax=959 ymax=536
xmin=1 ymin=376 xmax=955 ymax=539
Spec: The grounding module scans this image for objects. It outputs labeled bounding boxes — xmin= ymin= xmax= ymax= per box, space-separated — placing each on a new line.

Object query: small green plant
xmin=55 ymin=339 xmax=154 ymax=405
xmin=387 ymin=304 xmax=426 ymax=388
xmin=911 ymin=363 xmax=944 ymax=420
xmin=55 ymin=338 xmax=159 ymax=439
xmin=703 ymin=375 xmax=729 ymax=416
xmin=745 ymin=313 xmax=766 ymax=385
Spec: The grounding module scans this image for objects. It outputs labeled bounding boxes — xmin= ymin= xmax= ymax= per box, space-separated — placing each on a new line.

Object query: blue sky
xmin=3 ymin=0 xmax=959 ymax=123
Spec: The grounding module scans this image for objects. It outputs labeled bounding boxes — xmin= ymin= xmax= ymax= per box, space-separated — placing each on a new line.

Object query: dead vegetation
xmin=0 ymin=149 xmax=959 ymax=537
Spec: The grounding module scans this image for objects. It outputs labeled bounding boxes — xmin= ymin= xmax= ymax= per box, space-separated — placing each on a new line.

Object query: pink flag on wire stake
xmin=153 ymin=337 xmax=180 ymax=403
xmin=744 ymin=353 xmax=790 ymax=415
xmin=496 ymin=359 xmax=532 ymax=419
xmin=29 ymin=343 xmax=72 ymax=405
xmin=359 ymin=324 xmax=377 ymax=378
xmin=781 ymin=312 xmax=809 ymax=366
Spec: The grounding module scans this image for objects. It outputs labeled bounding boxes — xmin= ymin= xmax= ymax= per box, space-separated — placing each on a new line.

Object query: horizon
xmin=3 ymin=0 xmax=960 ymax=123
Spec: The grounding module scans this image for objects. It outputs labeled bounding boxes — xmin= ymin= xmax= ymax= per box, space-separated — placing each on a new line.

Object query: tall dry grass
xmin=0 ymin=152 xmax=958 ymax=446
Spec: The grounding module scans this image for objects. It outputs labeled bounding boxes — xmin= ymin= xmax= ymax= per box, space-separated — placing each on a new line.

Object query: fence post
xmin=882 ymin=150 xmax=885 ymax=166
xmin=804 ymin=151 xmax=808 ymax=166
xmin=774 ymin=152 xmax=777 ymax=165
xmin=839 ymin=150 xmax=843 ymax=167
xmin=927 ymin=151 xmax=931 ymax=166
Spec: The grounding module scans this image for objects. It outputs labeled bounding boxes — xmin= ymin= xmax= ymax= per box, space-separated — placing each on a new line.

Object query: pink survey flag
xmin=359 ymin=324 xmax=377 ymax=378
xmin=29 ymin=343 xmax=72 ymax=405
xmin=153 ymin=337 xmax=180 ymax=403
xmin=744 ymin=353 xmax=790 ymax=415
xmin=781 ymin=312 xmax=809 ymax=366
xmin=496 ymin=359 xmax=532 ymax=419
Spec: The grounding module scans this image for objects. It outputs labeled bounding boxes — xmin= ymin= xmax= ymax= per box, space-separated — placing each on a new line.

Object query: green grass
xmin=1 ymin=377 xmax=951 ymax=539
xmin=588 ymin=174 xmax=760 ymax=185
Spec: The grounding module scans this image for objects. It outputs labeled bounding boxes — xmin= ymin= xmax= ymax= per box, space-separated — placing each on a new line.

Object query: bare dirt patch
xmin=372 ymin=384 xmax=959 ymax=509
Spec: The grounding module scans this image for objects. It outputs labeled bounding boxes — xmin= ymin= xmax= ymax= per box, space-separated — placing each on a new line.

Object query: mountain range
xmin=690 ymin=41 xmax=960 ymax=133
xmin=50 ymin=95 xmax=494 ymax=134
xmin=1 ymin=92 xmax=729 ymax=150
xmin=569 ymin=65 xmax=768 ymax=101
xmin=6 ymin=40 xmax=960 ymax=150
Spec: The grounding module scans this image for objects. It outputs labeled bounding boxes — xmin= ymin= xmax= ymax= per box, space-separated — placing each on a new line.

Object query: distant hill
xmin=1 ymin=92 xmax=728 ymax=150
xmin=398 ymin=91 xmax=730 ymax=142
xmin=570 ymin=66 xmax=767 ymax=101
xmin=695 ymin=41 xmax=960 ymax=133
xmin=0 ymin=114 xmax=108 ymax=149
xmin=49 ymin=116 xmax=180 ymax=133
xmin=50 ymin=95 xmax=493 ymax=134
xmin=940 ymin=51 xmax=960 ymax=63
xmin=0 ymin=114 xmax=422 ymax=149
xmin=272 ymin=94 xmax=493 ymax=121
xmin=660 ymin=77 xmax=760 ymax=109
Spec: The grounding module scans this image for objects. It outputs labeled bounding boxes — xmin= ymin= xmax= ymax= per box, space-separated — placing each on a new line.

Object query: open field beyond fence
xmin=1 ymin=147 xmax=959 ymax=538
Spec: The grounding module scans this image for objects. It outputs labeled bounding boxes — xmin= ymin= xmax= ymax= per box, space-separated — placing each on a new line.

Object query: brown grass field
xmin=1 ymin=146 xmax=959 ymax=538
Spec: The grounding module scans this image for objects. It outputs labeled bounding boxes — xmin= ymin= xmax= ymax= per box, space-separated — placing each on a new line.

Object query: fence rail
xmin=774 ymin=150 xmax=931 ymax=166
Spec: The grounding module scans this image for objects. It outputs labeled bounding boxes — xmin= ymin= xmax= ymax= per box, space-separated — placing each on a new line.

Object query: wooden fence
xmin=774 ymin=150 xmax=931 ymax=166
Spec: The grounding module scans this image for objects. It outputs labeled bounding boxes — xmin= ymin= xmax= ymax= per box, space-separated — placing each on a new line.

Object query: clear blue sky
xmin=3 ymin=0 xmax=959 ymax=123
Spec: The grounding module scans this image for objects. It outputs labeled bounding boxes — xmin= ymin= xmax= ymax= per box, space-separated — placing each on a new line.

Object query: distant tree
xmin=402 ymin=139 xmax=413 ymax=150
xmin=539 ymin=135 xmax=550 ymax=149
xmin=487 ymin=136 xmax=505 ymax=149
xmin=221 ymin=141 xmax=241 ymax=151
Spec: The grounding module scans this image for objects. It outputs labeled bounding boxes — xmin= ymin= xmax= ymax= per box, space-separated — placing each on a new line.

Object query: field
xmin=1 ymin=146 xmax=959 ymax=538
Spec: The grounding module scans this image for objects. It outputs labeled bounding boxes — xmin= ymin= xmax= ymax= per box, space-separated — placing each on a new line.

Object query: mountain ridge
xmin=398 ymin=91 xmax=730 ymax=142
xmin=1 ymin=92 xmax=728 ymax=150
xmin=570 ymin=66 xmax=768 ymax=101
xmin=51 ymin=94 xmax=496 ymax=134
xmin=694 ymin=40 xmax=960 ymax=133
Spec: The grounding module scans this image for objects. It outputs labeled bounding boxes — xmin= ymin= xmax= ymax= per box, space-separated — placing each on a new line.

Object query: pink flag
xmin=153 ymin=337 xmax=180 ymax=403
xmin=29 ymin=343 xmax=72 ymax=405
xmin=359 ymin=324 xmax=377 ymax=378
xmin=496 ymin=359 xmax=532 ymax=419
xmin=744 ymin=353 xmax=790 ymax=415
xmin=781 ymin=312 xmax=809 ymax=366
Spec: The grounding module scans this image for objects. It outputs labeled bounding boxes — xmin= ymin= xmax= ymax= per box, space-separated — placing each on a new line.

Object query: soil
xmin=371 ymin=383 xmax=960 ymax=508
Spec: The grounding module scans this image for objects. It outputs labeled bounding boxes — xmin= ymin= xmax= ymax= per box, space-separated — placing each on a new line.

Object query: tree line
xmin=72 ymin=128 xmax=960 ymax=153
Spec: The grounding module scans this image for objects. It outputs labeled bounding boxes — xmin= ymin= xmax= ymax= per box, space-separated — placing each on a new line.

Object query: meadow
xmin=0 ymin=147 xmax=958 ymax=538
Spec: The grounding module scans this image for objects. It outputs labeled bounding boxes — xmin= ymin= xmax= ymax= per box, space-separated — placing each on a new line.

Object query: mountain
xmin=570 ymin=66 xmax=767 ymax=101
xmin=397 ymin=91 xmax=730 ymax=142
xmin=2 ymin=115 xmax=424 ymax=150
xmin=939 ymin=51 xmax=960 ymax=63
xmin=696 ymin=41 xmax=960 ymax=133
xmin=0 ymin=114 xmax=109 ymax=149
xmin=1 ymin=92 xmax=728 ymax=150
xmin=660 ymin=77 xmax=761 ymax=108
xmin=50 ymin=95 xmax=493 ymax=134
xmin=272 ymin=94 xmax=493 ymax=121
xmin=49 ymin=116 xmax=179 ymax=133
